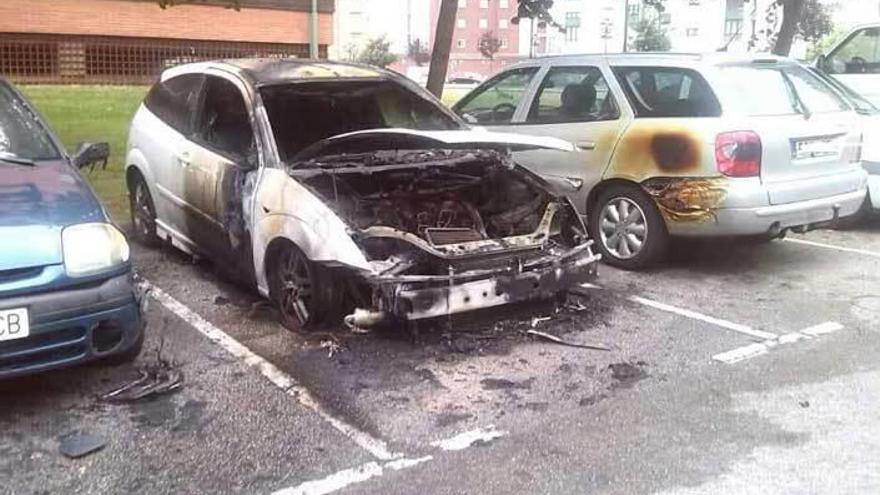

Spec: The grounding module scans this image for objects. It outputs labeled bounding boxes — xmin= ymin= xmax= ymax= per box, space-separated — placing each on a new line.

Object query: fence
xmin=0 ymin=33 xmax=327 ymax=85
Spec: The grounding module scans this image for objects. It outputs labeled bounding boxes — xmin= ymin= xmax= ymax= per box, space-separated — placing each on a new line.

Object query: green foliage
xmin=408 ymin=38 xmax=431 ymax=66
xmin=511 ymin=0 xmax=564 ymax=32
xmin=479 ymin=31 xmax=503 ymax=60
xmin=632 ymin=19 xmax=671 ymax=52
xmin=806 ymin=28 xmax=847 ymax=61
xmin=350 ymin=36 xmax=399 ymax=68
xmin=798 ymin=0 xmax=834 ymax=44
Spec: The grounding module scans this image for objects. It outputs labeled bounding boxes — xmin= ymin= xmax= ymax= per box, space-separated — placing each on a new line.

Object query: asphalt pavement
xmin=1 ymin=217 xmax=878 ymax=494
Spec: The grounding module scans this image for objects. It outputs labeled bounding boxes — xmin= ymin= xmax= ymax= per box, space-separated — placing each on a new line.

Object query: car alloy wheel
xmin=277 ymin=246 xmax=315 ymax=327
xmin=598 ymin=197 xmax=647 ymax=260
xmin=129 ymin=175 xmax=159 ymax=246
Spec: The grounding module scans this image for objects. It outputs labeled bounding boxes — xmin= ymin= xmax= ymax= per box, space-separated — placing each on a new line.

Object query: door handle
xmin=576 ymin=141 xmax=596 ymax=151
xmin=177 ymin=151 xmax=191 ymax=168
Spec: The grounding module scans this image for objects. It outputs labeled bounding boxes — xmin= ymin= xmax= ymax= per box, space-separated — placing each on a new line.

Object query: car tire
xmin=101 ymin=326 xmax=145 ymax=366
xmin=268 ymin=242 xmax=333 ymax=332
xmin=129 ymin=172 xmax=160 ymax=247
xmin=589 ymin=184 xmax=668 ymax=270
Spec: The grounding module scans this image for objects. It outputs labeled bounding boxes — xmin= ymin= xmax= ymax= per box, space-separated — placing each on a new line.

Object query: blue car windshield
xmin=0 ymin=83 xmax=61 ymax=162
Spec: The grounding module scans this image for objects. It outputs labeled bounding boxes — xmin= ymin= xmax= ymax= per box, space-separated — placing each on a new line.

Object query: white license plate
xmin=0 ymin=308 xmax=29 ymax=342
xmin=792 ymin=137 xmax=841 ymax=160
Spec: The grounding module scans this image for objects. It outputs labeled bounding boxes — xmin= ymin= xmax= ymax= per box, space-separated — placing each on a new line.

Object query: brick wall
xmin=0 ymin=0 xmax=333 ymax=45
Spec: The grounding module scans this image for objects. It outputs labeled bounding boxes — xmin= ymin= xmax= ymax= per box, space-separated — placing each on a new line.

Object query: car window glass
xmin=718 ymin=65 xmax=848 ymax=116
xmin=196 ymin=76 xmax=254 ymax=159
xmin=827 ymin=27 xmax=880 ymax=75
xmin=261 ymin=80 xmax=460 ymax=162
xmin=0 ymin=83 xmax=60 ymax=161
xmin=612 ymin=66 xmax=721 ymax=118
xmin=783 ymin=65 xmax=849 ymax=113
xmin=144 ymin=74 xmax=203 ymax=135
xmin=454 ymin=67 xmax=539 ymax=124
xmin=526 ymin=66 xmax=620 ymax=124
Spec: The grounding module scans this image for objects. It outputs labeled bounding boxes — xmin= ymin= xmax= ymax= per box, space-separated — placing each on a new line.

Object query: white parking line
xmin=712 ymin=321 xmax=844 ymax=364
xmin=429 ymin=425 xmax=508 ymax=451
xmin=274 ymin=426 xmax=508 ymax=495
xmin=784 ymin=238 xmax=880 ymax=259
xmin=627 ymin=295 xmax=778 ymax=341
xmin=273 ymin=456 xmax=433 ymax=495
xmin=147 ymin=282 xmax=398 ymax=461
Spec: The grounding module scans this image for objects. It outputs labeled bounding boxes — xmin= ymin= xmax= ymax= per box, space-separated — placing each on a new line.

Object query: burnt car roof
xmin=217 ymin=58 xmax=388 ymax=86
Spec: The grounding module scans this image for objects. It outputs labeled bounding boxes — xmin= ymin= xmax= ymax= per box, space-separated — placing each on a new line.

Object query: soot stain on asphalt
xmin=434 ymin=411 xmax=473 ymax=427
xmin=480 ymin=377 xmax=535 ymax=390
xmin=608 ymin=361 xmax=649 ymax=390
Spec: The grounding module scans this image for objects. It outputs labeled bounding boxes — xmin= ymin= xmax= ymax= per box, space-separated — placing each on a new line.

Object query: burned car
xmin=125 ymin=60 xmax=599 ymax=330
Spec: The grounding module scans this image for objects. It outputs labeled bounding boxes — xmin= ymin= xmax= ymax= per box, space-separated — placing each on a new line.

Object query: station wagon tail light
xmin=715 ymin=131 xmax=762 ymax=177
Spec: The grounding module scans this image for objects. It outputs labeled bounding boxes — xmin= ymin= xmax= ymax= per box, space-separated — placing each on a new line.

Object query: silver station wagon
xmin=453 ymin=53 xmax=869 ymax=269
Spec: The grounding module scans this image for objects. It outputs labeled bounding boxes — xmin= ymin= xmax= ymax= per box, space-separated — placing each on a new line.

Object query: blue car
xmin=0 ymin=79 xmax=145 ymax=379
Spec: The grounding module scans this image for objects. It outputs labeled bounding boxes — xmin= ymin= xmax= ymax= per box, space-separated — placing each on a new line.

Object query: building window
xmin=500 ymin=0 xmax=509 ymax=7
xmin=659 ymin=12 xmax=672 ymax=24
xmin=686 ymin=27 xmax=699 ymax=37
xmin=457 ymin=39 xmax=466 ymax=48
xmin=480 ymin=0 xmax=489 ymax=8
xmin=565 ymin=12 xmax=580 ymax=42
xmin=689 ymin=0 xmax=700 ymax=5
xmin=724 ymin=19 xmax=743 ymax=36
xmin=627 ymin=2 xmax=640 ymax=20
xmin=499 ymin=19 xmax=508 ymax=29
xmin=501 ymin=38 xmax=509 ymax=48
xmin=479 ymin=18 xmax=488 ymax=28
xmin=457 ymin=19 xmax=466 ymax=28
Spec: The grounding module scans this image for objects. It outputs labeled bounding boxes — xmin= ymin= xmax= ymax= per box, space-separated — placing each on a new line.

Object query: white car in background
xmin=816 ymin=24 xmax=880 ymax=107
xmin=452 ymin=53 xmax=868 ymax=268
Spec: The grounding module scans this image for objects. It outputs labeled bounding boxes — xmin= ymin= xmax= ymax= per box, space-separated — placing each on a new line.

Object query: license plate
xmin=792 ymin=137 xmax=841 ymax=160
xmin=0 ymin=308 xmax=29 ymax=342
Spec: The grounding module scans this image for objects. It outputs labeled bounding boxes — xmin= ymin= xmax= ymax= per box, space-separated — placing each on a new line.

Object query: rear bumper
xmin=0 ymin=273 xmax=146 ymax=379
xmin=670 ymin=188 xmax=867 ymax=236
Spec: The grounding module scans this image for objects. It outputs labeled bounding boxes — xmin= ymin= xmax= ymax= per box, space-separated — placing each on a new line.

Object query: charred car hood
xmin=290 ymin=128 xmax=575 ymax=164
xmin=0 ymin=160 xmax=105 ymax=270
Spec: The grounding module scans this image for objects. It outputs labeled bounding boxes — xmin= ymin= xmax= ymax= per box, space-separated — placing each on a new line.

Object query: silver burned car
xmin=125 ymin=60 xmax=600 ymax=331
xmin=452 ymin=53 xmax=869 ymax=269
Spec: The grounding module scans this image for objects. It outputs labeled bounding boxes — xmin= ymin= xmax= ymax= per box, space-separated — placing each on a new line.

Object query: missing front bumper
xmin=346 ymin=245 xmax=600 ymax=327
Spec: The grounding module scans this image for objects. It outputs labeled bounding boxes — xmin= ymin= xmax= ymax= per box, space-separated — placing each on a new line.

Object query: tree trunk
xmin=772 ymin=0 xmax=805 ymax=56
xmin=427 ymin=0 xmax=458 ymax=98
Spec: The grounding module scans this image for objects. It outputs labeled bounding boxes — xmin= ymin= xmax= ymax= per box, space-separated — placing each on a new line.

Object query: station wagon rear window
xmin=717 ymin=64 xmax=850 ymax=116
xmin=612 ymin=66 xmax=721 ymax=118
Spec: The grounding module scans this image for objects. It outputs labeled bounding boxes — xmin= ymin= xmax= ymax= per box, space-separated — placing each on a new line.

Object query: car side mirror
xmin=72 ymin=142 xmax=110 ymax=169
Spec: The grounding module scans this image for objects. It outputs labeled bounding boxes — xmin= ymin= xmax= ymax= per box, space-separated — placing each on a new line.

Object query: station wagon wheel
xmin=589 ymin=184 xmax=668 ymax=270
xmin=268 ymin=242 xmax=330 ymax=332
xmin=129 ymin=173 xmax=159 ymax=247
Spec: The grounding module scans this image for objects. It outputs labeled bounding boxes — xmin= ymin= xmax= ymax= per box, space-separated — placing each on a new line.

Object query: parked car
xmin=0 ymin=79 xmax=145 ymax=379
xmin=815 ymin=24 xmax=880 ymax=107
xmin=125 ymin=59 xmax=600 ymax=331
xmin=452 ymin=53 xmax=868 ymax=269
xmin=809 ymin=67 xmax=880 ymax=217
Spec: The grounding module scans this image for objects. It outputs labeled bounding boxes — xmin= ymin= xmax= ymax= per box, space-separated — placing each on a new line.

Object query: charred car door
xmin=508 ymin=64 xmax=630 ymax=214
xmin=183 ymin=73 xmax=258 ymax=266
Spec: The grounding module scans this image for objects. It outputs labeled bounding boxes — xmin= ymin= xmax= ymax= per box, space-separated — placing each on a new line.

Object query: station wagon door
xmin=182 ymin=73 xmax=258 ymax=262
xmin=507 ymin=65 xmax=629 ymax=214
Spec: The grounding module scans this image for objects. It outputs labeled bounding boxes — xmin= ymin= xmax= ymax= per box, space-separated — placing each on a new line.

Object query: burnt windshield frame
xmin=0 ymin=81 xmax=63 ymax=162
xmin=259 ymin=78 xmax=463 ymax=162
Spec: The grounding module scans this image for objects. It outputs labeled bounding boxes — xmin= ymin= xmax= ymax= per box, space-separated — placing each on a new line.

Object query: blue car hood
xmin=0 ymin=161 xmax=105 ymax=271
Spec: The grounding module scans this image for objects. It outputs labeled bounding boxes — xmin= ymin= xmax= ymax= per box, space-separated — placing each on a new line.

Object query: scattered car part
xmin=59 ymin=432 xmax=106 ymax=459
xmin=526 ymin=329 xmax=611 ymax=351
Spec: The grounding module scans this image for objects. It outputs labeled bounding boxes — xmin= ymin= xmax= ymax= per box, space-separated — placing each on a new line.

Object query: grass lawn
xmin=20 ymin=85 xmax=149 ymax=223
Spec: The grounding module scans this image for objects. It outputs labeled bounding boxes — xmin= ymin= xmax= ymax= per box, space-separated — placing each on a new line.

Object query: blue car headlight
xmin=61 ymin=223 xmax=130 ymax=277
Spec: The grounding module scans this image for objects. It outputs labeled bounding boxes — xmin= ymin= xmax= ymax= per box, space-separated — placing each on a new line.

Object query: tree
xmin=632 ymin=19 xmax=671 ymax=52
xmin=352 ymin=36 xmax=398 ymax=68
xmin=427 ymin=0 xmax=458 ymax=97
xmin=479 ymin=31 xmax=503 ymax=60
xmin=765 ymin=0 xmax=833 ymax=56
xmin=408 ymin=38 xmax=431 ymax=66
xmin=510 ymin=0 xmax=564 ymax=32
